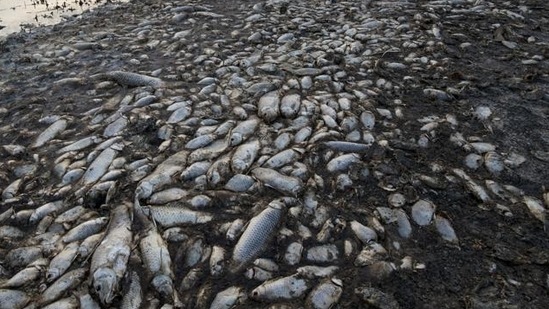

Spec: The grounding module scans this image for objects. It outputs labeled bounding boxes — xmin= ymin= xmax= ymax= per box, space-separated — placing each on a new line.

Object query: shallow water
xmin=0 ymin=0 xmax=127 ymax=38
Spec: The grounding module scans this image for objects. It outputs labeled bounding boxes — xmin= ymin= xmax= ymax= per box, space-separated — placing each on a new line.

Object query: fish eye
xmin=95 ymin=285 xmax=101 ymax=291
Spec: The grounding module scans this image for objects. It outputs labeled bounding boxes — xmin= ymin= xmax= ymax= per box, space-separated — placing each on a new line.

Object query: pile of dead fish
xmin=0 ymin=0 xmax=547 ymax=308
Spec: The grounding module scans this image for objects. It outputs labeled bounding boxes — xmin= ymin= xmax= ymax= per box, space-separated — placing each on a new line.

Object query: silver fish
xmin=306 ymin=278 xmax=343 ymax=309
xmin=280 ymin=94 xmax=301 ymax=119
xmin=0 ymin=289 xmax=30 ymax=309
xmin=250 ymin=275 xmax=309 ymax=301
xmin=210 ymin=286 xmax=245 ymax=309
xmin=62 ymin=217 xmax=109 ymax=243
xmin=82 ymin=147 xmax=119 ymax=185
xmin=232 ymin=200 xmax=285 ymax=272
xmin=120 ymin=271 xmax=142 ymax=309
xmin=231 ymin=139 xmax=260 ymax=174
xmin=103 ymin=71 xmax=165 ymax=88
xmin=257 ymin=91 xmax=280 ymax=122
xmin=143 ymin=206 xmax=213 ymax=227
xmin=251 ymin=167 xmax=303 ymax=196
xmin=229 ymin=117 xmax=260 ymax=146
xmin=137 ymin=205 xmax=180 ymax=305
xmin=31 ymin=118 xmax=68 ymax=148
xmin=38 ymin=268 xmax=87 ymax=306
xmin=42 ymin=295 xmax=79 ymax=309
xmin=90 ymin=203 xmax=132 ymax=305
xmin=47 ymin=242 xmax=80 ymax=282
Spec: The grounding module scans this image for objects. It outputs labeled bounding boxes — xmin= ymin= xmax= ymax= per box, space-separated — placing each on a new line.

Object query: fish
xmin=306 ymin=278 xmax=343 ymax=309
xmin=100 ymin=71 xmax=165 ymax=88
xmin=90 ymin=203 xmax=132 ymax=305
xmin=231 ymin=200 xmax=285 ymax=272
xmin=250 ymin=275 xmax=310 ymax=301
xmin=31 ymin=118 xmax=68 ymax=148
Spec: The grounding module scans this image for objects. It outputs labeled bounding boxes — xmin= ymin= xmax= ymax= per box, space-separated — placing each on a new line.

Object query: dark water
xmin=0 ymin=0 xmax=128 ymax=38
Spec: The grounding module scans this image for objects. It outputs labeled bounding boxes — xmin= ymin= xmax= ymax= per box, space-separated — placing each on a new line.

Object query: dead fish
xmin=136 ymin=150 xmax=188 ymax=198
xmin=102 ymin=71 xmax=165 ymax=88
xmin=149 ymin=188 xmax=188 ymax=204
xmin=182 ymin=237 xmax=211 ymax=268
xmin=263 ymin=148 xmax=303 ymax=169
xmin=47 ymin=242 xmax=80 ymax=282
xmin=0 ymin=262 xmax=43 ymax=288
xmin=280 ymin=94 xmax=301 ymax=119
xmin=306 ymin=278 xmax=343 ymax=309
xmin=395 ymin=209 xmax=412 ymax=239
xmin=326 ymin=153 xmax=361 ymax=173
xmin=181 ymin=161 xmax=212 ymax=181
xmin=484 ymin=152 xmax=504 ymax=175
xmin=6 ymin=246 xmax=43 ymax=268
xmin=137 ymin=205 xmax=180 ymax=305
xmin=62 ymin=217 xmax=109 ymax=243
xmin=31 ymin=118 xmax=68 ymax=148
xmin=224 ymin=174 xmax=255 ymax=192
xmin=231 ymin=139 xmax=260 ymax=174
xmin=90 ymin=203 xmax=132 ymax=305
xmin=186 ymin=133 xmax=217 ymax=150
xmin=284 ymin=242 xmax=303 ymax=266
xmin=38 ymin=268 xmax=87 ymax=306
xmin=297 ymin=266 xmax=339 ymax=279
xmin=245 ymin=266 xmax=274 ymax=282
xmin=229 ymin=117 xmax=260 ymax=146
xmin=250 ymin=275 xmax=309 ymax=302
xmin=251 ymin=167 xmax=303 ymax=196
xmin=411 ymin=200 xmax=436 ymax=226
xmin=120 ymin=271 xmax=142 ymax=309
xmin=434 ymin=215 xmax=459 ymax=244
xmin=306 ymin=245 xmax=339 ymax=263
xmin=143 ymin=206 xmax=213 ymax=227
xmin=523 ymin=196 xmax=546 ymax=225
xmin=57 ymin=136 xmax=101 ymax=154
xmin=349 ymin=220 xmax=378 ymax=244
xmin=77 ymin=232 xmax=105 ymax=260
xmin=322 ymin=141 xmax=370 ymax=153
xmin=188 ymin=139 xmax=229 ymax=164
xmin=82 ymin=147 xmax=119 ymax=185
xmin=0 ymin=289 xmax=30 ymax=309
xmin=168 ymin=104 xmax=192 ymax=124
xmin=209 ymin=286 xmax=245 ymax=309
xmin=209 ymin=246 xmax=226 ymax=277
xmin=452 ymin=168 xmax=491 ymax=202
xmin=29 ymin=200 xmax=65 ymax=224
xmin=232 ymin=200 xmax=285 ymax=272
xmin=1 ymin=179 xmax=22 ymax=201
xmin=354 ymin=242 xmax=388 ymax=267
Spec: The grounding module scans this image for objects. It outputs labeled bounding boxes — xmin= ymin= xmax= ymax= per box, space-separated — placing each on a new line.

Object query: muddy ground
xmin=0 ymin=0 xmax=548 ymax=308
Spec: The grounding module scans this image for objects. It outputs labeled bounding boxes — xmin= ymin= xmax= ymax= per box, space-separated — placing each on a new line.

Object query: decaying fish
xmin=231 ymin=199 xmax=285 ymax=272
xmin=306 ymin=278 xmax=343 ymax=309
xmin=250 ymin=275 xmax=309 ymax=302
xmin=135 ymin=202 xmax=181 ymax=306
xmin=251 ymin=167 xmax=303 ymax=196
xmin=90 ymin=203 xmax=132 ymax=305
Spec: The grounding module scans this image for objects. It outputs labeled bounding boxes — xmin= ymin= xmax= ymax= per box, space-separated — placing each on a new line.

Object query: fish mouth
xmin=93 ymin=268 xmax=116 ymax=304
xmin=152 ymin=274 xmax=175 ymax=301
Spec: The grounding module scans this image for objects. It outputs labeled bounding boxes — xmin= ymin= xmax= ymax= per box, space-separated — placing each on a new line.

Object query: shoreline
xmin=0 ymin=0 xmax=131 ymax=41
